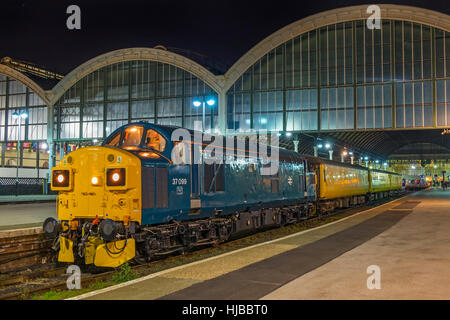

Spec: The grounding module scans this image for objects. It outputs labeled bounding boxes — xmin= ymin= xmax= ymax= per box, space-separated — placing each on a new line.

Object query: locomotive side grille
xmin=142 ymin=167 xmax=155 ymax=209
xmin=156 ymin=167 xmax=168 ymax=208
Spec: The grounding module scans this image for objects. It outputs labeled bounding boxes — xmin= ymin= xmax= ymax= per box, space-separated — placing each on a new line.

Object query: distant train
xmin=43 ymin=123 xmax=402 ymax=268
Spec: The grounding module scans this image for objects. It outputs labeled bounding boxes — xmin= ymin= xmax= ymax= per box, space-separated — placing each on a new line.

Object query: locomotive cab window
xmin=104 ymin=131 xmax=121 ymax=147
xmin=145 ymin=129 xmax=166 ymax=152
xmin=122 ymin=126 xmax=144 ymax=147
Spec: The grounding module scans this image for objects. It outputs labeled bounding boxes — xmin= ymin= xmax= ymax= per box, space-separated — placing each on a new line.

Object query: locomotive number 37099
xmin=172 ymin=178 xmax=188 ymax=186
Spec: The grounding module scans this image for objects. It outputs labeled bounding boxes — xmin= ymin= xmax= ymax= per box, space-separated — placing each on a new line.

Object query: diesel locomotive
xmin=43 ymin=122 xmax=402 ymax=268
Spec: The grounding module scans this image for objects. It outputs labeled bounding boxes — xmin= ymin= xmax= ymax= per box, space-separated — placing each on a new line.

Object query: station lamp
xmin=286 ymin=132 xmax=292 ymax=137
xmin=325 ymin=143 xmax=331 ymax=149
xmin=193 ymin=96 xmax=216 ymax=131
xmin=12 ymin=110 xmax=28 ymax=193
xmin=317 ymin=143 xmax=323 ymax=149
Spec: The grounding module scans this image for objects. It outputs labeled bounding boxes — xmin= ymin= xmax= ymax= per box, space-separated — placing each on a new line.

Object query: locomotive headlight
xmin=52 ymin=170 xmax=70 ymax=188
xmin=91 ymin=176 xmax=102 ymax=186
xmin=106 ymin=168 xmax=126 ymax=187
xmin=112 ymin=173 xmax=120 ymax=182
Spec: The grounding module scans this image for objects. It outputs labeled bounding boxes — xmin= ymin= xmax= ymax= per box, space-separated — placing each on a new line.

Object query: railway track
xmin=0 ymin=229 xmax=54 ymax=274
xmin=0 ymin=193 xmax=409 ymax=300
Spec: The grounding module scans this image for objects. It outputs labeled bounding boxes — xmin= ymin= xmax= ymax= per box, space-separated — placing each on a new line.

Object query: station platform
xmin=0 ymin=195 xmax=56 ymax=204
xmin=71 ymin=188 xmax=450 ymax=300
xmin=0 ymin=201 xmax=56 ymax=231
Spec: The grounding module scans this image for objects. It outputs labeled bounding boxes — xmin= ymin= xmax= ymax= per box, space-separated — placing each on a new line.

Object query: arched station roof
xmin=50 ymin=47 xmax=225 ymax=106
xmin=0 ymin=64 xmax=50 ymax=105
xmin=224 ymin=4 xmax=450 ymax=92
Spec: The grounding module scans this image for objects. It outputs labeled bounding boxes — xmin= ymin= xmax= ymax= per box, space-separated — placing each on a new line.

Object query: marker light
xmin=112 ymin=173 xmax=120 ymax=182
xmin=57 ymin=174 xmax=65 ymax=183
xmin=91 ymin=176 xmax=100 ymax=185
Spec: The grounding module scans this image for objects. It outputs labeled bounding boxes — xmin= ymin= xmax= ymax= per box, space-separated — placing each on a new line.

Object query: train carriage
xmin=308 ymin=158 xmax=370 ymax=212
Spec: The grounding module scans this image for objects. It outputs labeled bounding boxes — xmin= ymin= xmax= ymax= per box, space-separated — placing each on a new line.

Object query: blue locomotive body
xmin=102 ymin=122 xmax=316 ymax=227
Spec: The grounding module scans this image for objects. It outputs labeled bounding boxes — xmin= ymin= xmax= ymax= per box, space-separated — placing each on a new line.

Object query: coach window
xmin=145 ymin=129 xmax=166 ymax=152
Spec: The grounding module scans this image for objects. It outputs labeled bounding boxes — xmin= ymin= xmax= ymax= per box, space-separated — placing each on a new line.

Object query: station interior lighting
xmin=349 ymin=151 xmax=353 ymax=156
xmin=411 ymin=165 xmax=416 ymax=169
xmin=193 ymin=100 xmax=202 ymax=107
xmin=317 ymin=144 xmax=323 ymax=149
xmin=375 ymin=160 xmax=380 ymax=164
xmin=40 ymin=142 xmax=48 ymax=150
xmin=342 ymin=151 xmax=348 ymax=156
xmin=206 ymin=98 xmax=216 ymax=107
xmin=12 ymin=111 xmax=28 ymax=119
xmin=286 ymin=132 xmax=292 ymax=137
xmin=325 ymin=143 xmax=331 ymax=149
xmin=364 ymin=156 xmax=369 ymax=161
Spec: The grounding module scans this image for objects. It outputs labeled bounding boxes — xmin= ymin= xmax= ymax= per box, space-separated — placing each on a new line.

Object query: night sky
xmin=0 ymin=0 xmax=448 ymax=75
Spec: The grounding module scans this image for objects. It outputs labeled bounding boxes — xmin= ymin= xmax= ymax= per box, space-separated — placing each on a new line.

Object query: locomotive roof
xmin=110 ymin=123 xmax=399 ymax=175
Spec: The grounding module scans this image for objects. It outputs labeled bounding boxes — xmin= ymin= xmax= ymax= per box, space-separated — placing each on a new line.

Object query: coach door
xmin=190 ymin=143 xmax=201 ymax=209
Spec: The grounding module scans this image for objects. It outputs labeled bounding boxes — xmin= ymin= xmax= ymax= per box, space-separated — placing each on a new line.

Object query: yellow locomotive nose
xmin=51 ymin=146 xmax=142 ymax=224
xmin=50 ymin=146 xmax=142 ymax=267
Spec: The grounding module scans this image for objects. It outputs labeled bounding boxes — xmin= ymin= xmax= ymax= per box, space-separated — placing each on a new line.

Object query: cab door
xmin=190 ymin=143 xmax=201 ymax=210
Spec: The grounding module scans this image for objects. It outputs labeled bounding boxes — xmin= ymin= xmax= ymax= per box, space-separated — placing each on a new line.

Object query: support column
xmin=313 ymin=146 xmax=318 ymax=157
xmin=47 ymin=103 xmax=54 ymax=180
xmin=341 ymin=154 xmax=345 ymax=163
xmin=329 ymin=150 xmax=333 ymax=161
xmin=293 ymin=140 xmax=299 ymax=153
xmin=350 ymin=156 xmax=354 ymax=165
xmin=218 ymin=92 xmax=227 ymax=135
